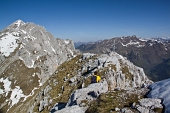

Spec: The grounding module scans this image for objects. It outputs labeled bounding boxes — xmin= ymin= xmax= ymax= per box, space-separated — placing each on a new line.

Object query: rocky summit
xmin=0 ymin=20 xmax=169 ymax=113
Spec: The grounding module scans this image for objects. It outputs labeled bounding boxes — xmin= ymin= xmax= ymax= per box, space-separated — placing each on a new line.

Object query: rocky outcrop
xmin=54 ymin=105 xmax=86 ymax=113
xmin=133 ymin=98 xmax=163 ymax=113
xmin=81 ymin=52 xmax=152 ymax=90
xmin=67 ymin=79 xmax=108 ymax=106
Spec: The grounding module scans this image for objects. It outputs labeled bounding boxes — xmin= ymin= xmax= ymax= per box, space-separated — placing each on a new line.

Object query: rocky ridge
xmin=50 ymin=52 xmax=163 ymax=113
xmin=10 ymin=52 xmax=162 ymax=113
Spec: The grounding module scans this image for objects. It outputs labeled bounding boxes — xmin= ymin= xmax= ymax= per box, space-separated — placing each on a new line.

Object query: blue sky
xmin=0 ymin=0 xmax=170 ymax=42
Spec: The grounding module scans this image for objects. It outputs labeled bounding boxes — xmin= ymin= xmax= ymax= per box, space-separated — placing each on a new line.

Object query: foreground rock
xmin=67 ymin=79 xmax=108 ymax=107
xmin=50 ymin=79 xmax=108 ymax=112
xmin=134 ymin=98 xmax=163 ymax=113
xmin=54 ymin=105 xmax=86 ymax=113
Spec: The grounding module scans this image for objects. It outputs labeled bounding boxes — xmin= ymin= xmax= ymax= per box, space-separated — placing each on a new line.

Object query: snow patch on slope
xmin=121 ymin=40 xmax=145 ymax=47
xmin=147 ymin=78 xmax=170 ymax=113
xmin=0 ymin=78 xmax=11 ymax=95
xmin=0 ymin=33 xmax=19 ymax=57
xmin=64 ymin=40 xmax=70 ymax=44
xmin=121 ymin=40 xmax=139 ymax=47
xmin=10 ymin=86 xmax=25 ymax=106
xmin=0 ymin=77 xmax=40 ymax=108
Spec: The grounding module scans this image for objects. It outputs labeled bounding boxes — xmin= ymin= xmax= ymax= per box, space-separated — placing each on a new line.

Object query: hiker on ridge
xmin=92 ymin=71 xmax=101 ymax=83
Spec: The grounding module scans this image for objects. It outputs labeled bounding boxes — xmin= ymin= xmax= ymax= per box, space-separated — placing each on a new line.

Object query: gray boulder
xmin=133 ymin=98 xmax=163 ymax=113
xmin=54 ymin=105 xmax=87 ymax=113
xmin=67 ymin=79 xmax=108 ymax=106
xmin=139 ymin=98 xmax=163 ymax=109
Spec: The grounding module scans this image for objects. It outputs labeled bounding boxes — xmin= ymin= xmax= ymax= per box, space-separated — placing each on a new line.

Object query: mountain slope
xmin=0 ymin=20 xmax=77 ymax=112
xmin=77 ymin=35 xmax=170 ymax=81
xmin=6 ymin=52 xmax=155 ymax=113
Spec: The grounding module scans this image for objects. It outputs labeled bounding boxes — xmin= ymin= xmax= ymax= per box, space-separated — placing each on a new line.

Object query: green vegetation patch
xmin=108 ymin=64 xmax=117 ymax=72
xmin=121 ymin=65 xmax=133 ymax=80
xmin=86 ymin=90 xmax=144 ymax=113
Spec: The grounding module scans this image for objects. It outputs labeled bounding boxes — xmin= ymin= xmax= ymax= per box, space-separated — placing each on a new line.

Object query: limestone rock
xmin=136 ymin=105 xmax=150 ymax=113
xmin=67 ymin=79 xmax=108 ymax=106
xmin=132 ymin=98 xmax=163 ymax=113
xmin=54 ymin=105 xmax=87 ymax=113
xmin=139 ymin=98 xmax=163 ymax=109
xmin=121 ymin=108 xmax=134 ymax=113
xmin=39 ymin=97 xmax=48 ymax=112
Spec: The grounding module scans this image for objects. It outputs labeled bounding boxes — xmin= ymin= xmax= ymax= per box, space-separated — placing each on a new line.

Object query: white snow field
xmin=147 ymin=78 xmax=170 ymax=113
xmin=0 ymin=33 xmax=19 ymax=57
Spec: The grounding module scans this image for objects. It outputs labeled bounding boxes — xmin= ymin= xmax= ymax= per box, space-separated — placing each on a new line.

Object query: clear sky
xmin=0 ymin=0 xmax=170 ymax=42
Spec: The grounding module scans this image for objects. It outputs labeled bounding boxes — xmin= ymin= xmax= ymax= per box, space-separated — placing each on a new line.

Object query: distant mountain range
xmin=74 ymin=41 xmax=88 ymax=48
xmin=76 ymin=35 xmax=170 ymax=81
xmin=151 ymin=37 xmax=170 ymax=42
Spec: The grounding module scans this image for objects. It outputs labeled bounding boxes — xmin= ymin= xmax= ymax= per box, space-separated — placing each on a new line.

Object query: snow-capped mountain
xmin=151 ymin=37 xmax=170 ymax=42
xmin=0 ymin=20 xmax=77 ymax=112
xmin=77 ymin=35 xmax=170 ymax=81
xmin=74 ymin=41 xmax=88 ymax=48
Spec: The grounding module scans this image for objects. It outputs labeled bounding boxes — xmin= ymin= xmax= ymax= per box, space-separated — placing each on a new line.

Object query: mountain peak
xmin=13 ymin=19 xmax=25 ymax=26
xmin=7 ymin=19 xmax=25 ymax=29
